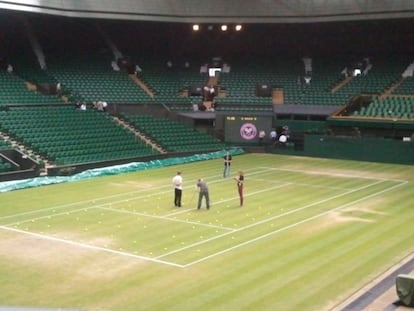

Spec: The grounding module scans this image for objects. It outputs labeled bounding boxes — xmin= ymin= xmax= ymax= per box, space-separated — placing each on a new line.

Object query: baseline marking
xmin=182 ymin=180 xmax=407 ymax=267
xmin=156 ymin=179 xmax=387 ymax=260
xmin=0 ymin=225 xmax=185 ymax=268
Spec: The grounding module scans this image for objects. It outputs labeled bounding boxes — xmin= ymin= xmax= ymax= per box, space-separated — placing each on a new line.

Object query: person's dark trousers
xmin=174 ymin=188 xmax=182 ymax=207
xmin=197 ymin=191 xmax=210 ymax=209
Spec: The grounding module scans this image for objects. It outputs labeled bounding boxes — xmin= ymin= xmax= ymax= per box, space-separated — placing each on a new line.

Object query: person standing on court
xmin=196 ymin=178 xmax=210 ymax=210
xmin=223 ymin=151 xmax=232 ymax=178
xmin=234 ymin=171 xmax=244 ymax=206
xmin=172 ymin=171 xmax=183 ymax=207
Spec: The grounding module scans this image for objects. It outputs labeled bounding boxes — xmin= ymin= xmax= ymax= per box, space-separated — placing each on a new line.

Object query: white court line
xmin=182 ymin=179 xmax=408 ymax=267
xmin=0 ymin=225 xmax=185 ymax=268
xmin=1 ymin=168 xmax=407 ymax=268
xmin=259 ymin=166 xmax=408 ymax=182
xmin=249 ymin=177 xmax=353 ymax=191
xmin=98 ymin=206 xmax=235 ymax=231
xmin=164 ymin=182 xmax=292 ymax=217
xmin=157 ymin=179 xmax=398 ymax=261
xmin=0 ymin=167 xmax=263 ymax=222
xmin=5 ymin=206 xmax=93 ymax=227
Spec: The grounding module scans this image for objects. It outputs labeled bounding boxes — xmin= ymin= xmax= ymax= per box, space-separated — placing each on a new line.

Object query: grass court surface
xmin=1 ymin=153 xmax=414 ymax=311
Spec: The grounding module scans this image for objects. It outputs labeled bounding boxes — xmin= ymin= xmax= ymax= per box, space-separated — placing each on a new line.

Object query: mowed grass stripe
xmin=1 ymin=154 xmax=413 ymax=311
xmin=176 ymin=195 xmax=414 ymax=310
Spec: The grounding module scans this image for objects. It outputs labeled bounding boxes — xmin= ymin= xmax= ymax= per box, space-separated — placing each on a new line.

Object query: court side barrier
xmin=0 ymin=148 xmax=244 ymax=193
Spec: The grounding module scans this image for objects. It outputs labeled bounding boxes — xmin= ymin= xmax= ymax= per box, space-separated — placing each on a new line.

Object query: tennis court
xmin=1 ymin=154 xmax=413 ymax=310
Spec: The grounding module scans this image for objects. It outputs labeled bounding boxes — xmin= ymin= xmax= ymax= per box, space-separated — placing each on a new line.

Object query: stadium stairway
xmin=112 ymin=116 xmax=166 ymax=154
xmin=331 ymin=76 xmax=353 ymax=93
xmin=129 ymin=74 xmax=155 ymax=98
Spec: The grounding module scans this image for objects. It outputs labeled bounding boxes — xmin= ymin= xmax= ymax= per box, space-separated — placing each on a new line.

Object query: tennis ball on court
xmin=31 ymin=220 xmax=35 ymax=223
xmin=232 ymin=236 xmax=235 ymax=239
xmin=199 ymin=236 xmax=203 ymax=239
xmin=172 ymin=235 xmax=176 ymax=239
xmin=149 ymin=252 xmax=153 ymax=255
xmin=47 ymin=224 xmax=50 ymax=228
xmin=192 ymin=226 xmax=195 ymax=229
xmin=133 ymin=240 xmax=137 ymax=244
xmin=143 ymin=225 xmax=147 ymax=228
xmin=47 ymin=216 xmax=51 ymax=219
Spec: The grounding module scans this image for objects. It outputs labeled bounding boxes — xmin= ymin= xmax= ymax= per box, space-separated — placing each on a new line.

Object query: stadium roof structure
xmin=1 ymin=0 xmax=414 ymax=23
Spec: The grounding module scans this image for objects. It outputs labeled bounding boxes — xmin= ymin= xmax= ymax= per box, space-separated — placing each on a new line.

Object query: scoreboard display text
xmin=224 ymin=115 xmax=272 ymax=143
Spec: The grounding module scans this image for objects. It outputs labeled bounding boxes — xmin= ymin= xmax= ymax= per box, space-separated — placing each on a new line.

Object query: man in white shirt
xmin=172 ymin=171 xmax=183 ymax=207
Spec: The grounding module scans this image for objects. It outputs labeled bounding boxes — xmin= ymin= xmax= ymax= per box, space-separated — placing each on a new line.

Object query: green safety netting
xmin=0 ymin=148 xmax=244 ymax=193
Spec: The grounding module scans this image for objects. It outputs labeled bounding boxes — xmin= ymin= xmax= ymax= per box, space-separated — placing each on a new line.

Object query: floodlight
xmin=221 ymin=25 xmax=228 ymax=31
xmin=235 ymin=24 xmax=243 ymax=31
xmin=192 ymin=24 xmax=200 ymax=31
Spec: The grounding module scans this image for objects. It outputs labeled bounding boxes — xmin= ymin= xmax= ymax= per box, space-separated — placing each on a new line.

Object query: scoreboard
xmin=224 ymin=115 xmax=272 ymax=144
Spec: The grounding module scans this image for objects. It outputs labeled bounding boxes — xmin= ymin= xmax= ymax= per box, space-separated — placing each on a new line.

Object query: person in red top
xmin=234 ymin=171 xmax=244 ymax=206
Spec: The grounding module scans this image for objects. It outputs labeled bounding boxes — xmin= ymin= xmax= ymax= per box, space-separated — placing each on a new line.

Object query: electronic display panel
xmin=224 ymin=115 xmax=272 ymax=144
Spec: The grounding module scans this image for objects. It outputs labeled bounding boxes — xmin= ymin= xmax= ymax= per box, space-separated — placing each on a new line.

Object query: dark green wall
xmin=303 ymin=135 xmax=414 ymax=164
